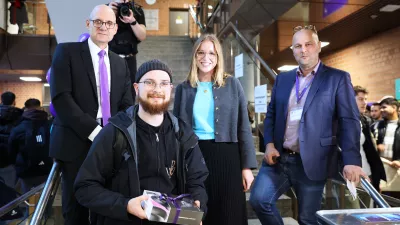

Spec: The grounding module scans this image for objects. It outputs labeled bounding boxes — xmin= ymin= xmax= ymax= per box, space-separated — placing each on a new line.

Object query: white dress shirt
xmin=87 ymin=37 xmax=111 ymax=141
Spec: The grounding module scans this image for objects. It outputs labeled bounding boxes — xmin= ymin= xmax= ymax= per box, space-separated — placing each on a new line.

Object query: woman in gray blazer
xmin=173 ymin=34 xmax=257 ymax=225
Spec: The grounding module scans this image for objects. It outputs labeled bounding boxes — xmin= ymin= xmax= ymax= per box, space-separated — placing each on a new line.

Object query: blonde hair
xmin=187 ymin=34 xmax=229 ymax=88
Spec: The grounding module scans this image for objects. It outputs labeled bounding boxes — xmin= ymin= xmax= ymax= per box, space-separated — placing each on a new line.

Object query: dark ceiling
xmin=266 ymin=0 xmax=400 ymax=73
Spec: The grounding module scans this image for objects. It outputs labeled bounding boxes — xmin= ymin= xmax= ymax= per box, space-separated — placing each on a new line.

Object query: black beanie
xmin=135 ymin=59 xmax=172 ymax=83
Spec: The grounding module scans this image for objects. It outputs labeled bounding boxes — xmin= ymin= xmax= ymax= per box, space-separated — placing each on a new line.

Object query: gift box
xmin=142 ymin=190 xmax=203 ymax=225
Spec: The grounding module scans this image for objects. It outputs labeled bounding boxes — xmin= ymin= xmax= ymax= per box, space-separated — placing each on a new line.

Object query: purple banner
xmin=323 ymin=0 xmax=348 ymax=18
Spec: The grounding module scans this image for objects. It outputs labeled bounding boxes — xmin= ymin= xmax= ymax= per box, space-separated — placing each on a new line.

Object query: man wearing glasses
xmin=49 ymin=5 xmax=133 ymax=225
xmin=249 ymin=25 xmax=366 ymax=225
xmin=74 ymin=60 xmax=208 ymax=225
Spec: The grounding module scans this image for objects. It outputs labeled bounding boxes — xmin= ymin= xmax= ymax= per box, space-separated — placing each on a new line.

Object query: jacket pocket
xmin=320 ymin=136 xmax=337 ymax=146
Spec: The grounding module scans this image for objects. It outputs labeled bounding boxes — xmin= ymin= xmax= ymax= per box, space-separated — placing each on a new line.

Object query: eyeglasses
xmin=293 ymin=25 xmax=318 ymax=34
xmin=196 ymin=51 xmax=217 ymax=59
xmin=138 ymin=80 xmax=172 ymax=90
xmin=90 ymin=19 xmax=116 ymax=29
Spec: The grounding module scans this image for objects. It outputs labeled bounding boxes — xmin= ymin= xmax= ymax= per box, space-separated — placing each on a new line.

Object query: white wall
xmin=45 ymin=0 xmax=109 ymax=43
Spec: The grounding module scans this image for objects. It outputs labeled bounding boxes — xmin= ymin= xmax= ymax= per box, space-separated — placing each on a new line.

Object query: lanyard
xmin=295 ymin=73 xmax=315 ymax=103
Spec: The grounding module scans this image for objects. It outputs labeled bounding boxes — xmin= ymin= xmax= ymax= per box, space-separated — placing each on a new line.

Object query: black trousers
xmin=125 ymin=55 xmax=137 ymax=101
xmin=60 ymin=157 xmax=89 ymax=225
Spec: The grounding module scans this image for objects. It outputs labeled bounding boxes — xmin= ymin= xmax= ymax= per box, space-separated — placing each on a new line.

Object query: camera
xmin=117 ymin=1 xmax=134 ymax=17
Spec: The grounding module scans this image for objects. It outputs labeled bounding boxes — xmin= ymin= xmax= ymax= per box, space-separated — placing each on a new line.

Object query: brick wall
xmin=0 ymin=82 xmax=43 ymax=108
xmin=321 ymin=26 xmax=400 ymax=102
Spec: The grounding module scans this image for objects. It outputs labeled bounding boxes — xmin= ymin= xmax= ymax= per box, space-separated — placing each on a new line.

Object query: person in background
xmin=353 ymin=86 xmax=385 ymax=194
xmin=108 ymin=0 xmax=146 ymax=100
xmin=8 ymin=98 xmax=52 ymax=194
xmin=173 ymin=34 xmax=257 ymax=225
xmin=0 ymin=91 xmax=23 ymax=188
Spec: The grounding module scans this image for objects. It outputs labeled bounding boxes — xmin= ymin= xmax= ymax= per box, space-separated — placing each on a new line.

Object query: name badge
xmin=290 ymin=107 xmax=303 ymax=122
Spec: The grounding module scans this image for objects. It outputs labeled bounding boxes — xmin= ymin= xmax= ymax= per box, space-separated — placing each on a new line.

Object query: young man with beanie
xmin=74 ymin=59 xmax=209 ymax=225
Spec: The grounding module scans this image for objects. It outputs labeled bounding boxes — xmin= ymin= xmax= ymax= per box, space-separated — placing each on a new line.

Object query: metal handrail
xmin=0 ymin=183 xmax=45 ymax=218
xmin=330 ymin=178 xmax=396 ymax=208
xmin=360 ymin=177 xmax=390 ymax=208
xmin=189 ymin=4 xmax=203 ymax=30
xmin=30 ymin=161 xmax=62 ymax=225
xmin=217 ymin=22 xmax=277 ymax=81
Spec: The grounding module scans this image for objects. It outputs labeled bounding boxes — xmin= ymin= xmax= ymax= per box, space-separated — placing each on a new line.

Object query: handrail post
xmin=30 ymin=161 xmax=62 ymax=225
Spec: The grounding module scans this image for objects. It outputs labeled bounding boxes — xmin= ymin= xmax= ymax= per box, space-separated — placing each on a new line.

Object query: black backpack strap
xmin=111 ymin=128 xmax=128 ymax=177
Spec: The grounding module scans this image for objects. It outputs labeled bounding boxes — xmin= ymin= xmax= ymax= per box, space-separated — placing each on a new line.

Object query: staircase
xmin=137 ymin=36 xmax=193 ymax=87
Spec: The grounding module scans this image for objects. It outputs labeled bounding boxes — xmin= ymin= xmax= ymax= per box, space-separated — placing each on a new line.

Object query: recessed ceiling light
xmin=278 ymin=65 xmax=298 ymax=71
xmin=208 ymin=5 xmax=213 ymax=9
xmin=44 ymin=83 xmax=50 ymax=87
xmin=380 ymin=4 xmax=400 ymax=12
xmin=370 ymin=14 xmax=378 ymax=19
xmin=20 ymin=77 xmax=42 ymax=82
xmin=290 ymin=42 xmax=329 ymax=49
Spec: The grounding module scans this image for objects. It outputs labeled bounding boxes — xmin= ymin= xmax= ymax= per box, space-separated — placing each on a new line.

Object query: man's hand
xmin=194 ymin=201 xmax=202 ymax=225
xmin=119 ymin=9 xmax=136 ymax=24
xmin=264 ymin=143 xmax=280 ymax=165
xmin=109 ymin=1 xmax=118 ymax=14
xmin=377 ymin=144 xmax=385 ymax=152
xmin=343 ymin=165 xmax=369 ymax=184
xmin=242 ymin=169 xmax=254 ymax=192
xmin=391 ymin=161 xmax=400 ymax=169
xmin=127 ymin=195 xmax=149 ymax=219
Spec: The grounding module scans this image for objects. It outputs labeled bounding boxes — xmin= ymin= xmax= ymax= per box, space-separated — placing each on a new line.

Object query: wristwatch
xmin=130 ymin=20 xmax=137 ymax=26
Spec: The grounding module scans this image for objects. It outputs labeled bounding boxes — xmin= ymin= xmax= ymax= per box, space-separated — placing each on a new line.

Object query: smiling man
xmin=250 ymin=25 xmax=365 ymax=225
xmin=74 ymin=60 xmax=208 ymax=225
xmin=49 ymin=5 xmax=133 ymax=225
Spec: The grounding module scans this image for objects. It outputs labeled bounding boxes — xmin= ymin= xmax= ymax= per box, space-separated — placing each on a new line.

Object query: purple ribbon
xmin=159 ymin=193 xmax=191 ymax=224
xmin=295 ymin=73 xmax=315 ymax=103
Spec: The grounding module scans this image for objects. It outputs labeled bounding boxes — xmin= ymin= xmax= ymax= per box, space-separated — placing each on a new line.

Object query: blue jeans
xmin=249 ymin=153 xmax=326 ymax=225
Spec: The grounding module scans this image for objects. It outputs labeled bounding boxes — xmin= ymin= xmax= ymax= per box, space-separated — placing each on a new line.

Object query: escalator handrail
xmin=29 ymin=161 xmax=62 ymax=225
xmin=0 ymin=183 xmax=45 ymax=218
xmin=217 ymin=22 xmax=277 ymax=81
xmin=330 ymin=178 xmax=393 ymax=208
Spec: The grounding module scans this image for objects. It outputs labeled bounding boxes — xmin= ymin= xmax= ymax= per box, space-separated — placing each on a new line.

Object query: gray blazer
xmin=173 ymin=76 xmax=257 ymax=169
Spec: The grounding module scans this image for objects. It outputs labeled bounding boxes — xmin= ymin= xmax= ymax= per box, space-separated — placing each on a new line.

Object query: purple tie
xmin=98 ymin=50 xmax=111 ymax=126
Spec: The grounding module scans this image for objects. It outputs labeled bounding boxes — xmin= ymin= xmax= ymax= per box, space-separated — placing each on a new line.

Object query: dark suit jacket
xmin=49 ymin=40 xmax=133 ymax=162
xmin=264 ymin=63 xmax=361 ymax=181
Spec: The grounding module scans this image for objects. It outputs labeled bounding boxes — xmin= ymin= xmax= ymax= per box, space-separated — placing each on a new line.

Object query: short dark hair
xmin=371 ymin=102 xmax=381 ymax=108
xmin=353 ymin=85 xmax=368 ymax=96
xmin=1 ymin=91 xmax=16 ymax=105
xmin=380 ymin=98 xmax=399 ymax=110
xmin=24 ymin=98 xmax=41 ymax=109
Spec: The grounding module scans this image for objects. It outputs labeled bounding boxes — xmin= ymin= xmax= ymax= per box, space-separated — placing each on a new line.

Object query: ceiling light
xmin=208 ymin=12 xmax=212 ymax=17
xmin=20 ymin=77 xmax=42 ymax=82
xmin=290 ymin=41 xmax=330 ymax=49
xmin=321 ymin=42 xmax=330 ymax=47
xmin=44 ymin=83 xmax=50 ymax=87
xmin=380 ymin=4 xmax=400 ymax=12
xmin=278 ymin=65 xmax=298 ymax=71
xmin=208 ymin=5 xmax=213 ymax=9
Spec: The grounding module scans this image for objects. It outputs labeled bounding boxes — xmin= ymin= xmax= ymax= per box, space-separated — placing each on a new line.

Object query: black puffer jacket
xmin=0 ymin=105 xmax=23 ymax=134
xmin=0 ymin=105 xmax=22 ymax=167
xmin=74 ymin=106 xmax=209 ymax=225
xmin=8 ymin=109 xmax=52 ymax=178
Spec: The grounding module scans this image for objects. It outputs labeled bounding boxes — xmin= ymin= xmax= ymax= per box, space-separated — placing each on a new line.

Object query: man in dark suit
xmin=49 ymin=5 xmax=133 ymax=225
xmin=249 ymin=25 xmax=366 ymax=225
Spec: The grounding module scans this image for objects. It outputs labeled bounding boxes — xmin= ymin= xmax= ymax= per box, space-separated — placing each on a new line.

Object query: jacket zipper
xmin=156 ymin=133 xmax=160 ymax=182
